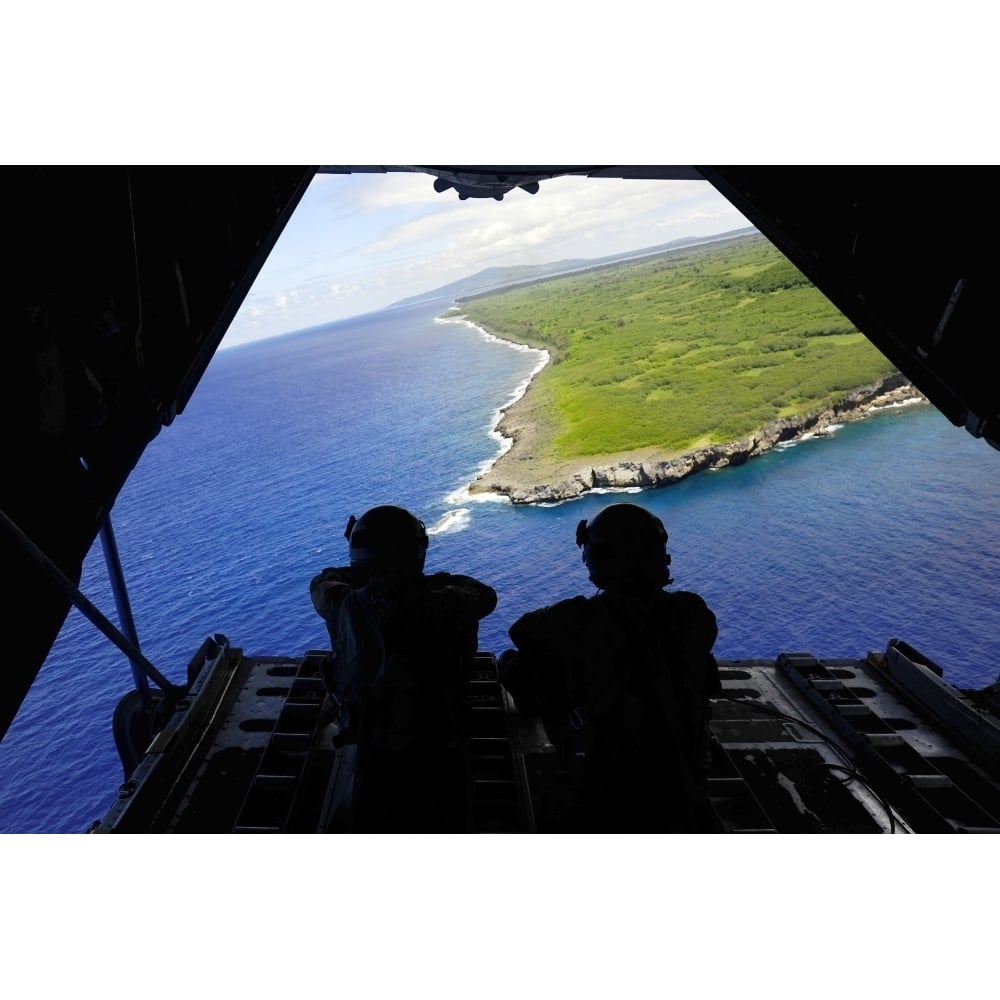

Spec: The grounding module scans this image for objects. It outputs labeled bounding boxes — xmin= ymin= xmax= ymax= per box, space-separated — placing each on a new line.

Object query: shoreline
xmin=446 ymin=312 xmax=927 ymax=505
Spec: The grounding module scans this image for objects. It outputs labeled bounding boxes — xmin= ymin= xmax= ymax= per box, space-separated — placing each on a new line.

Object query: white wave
xmin=777 ymin=424 xmax=844 ymax=451
xmin=452 ymin=482 xmax=646 ymax=511
xmin=533 ymin=485 xmax=650 ymax=509
xmin=868 ymin=397 xmax=925 ymax=413
xmin=427 ymin=508 xmax=472 ymax=535
xmin=441 ymin=312 xmax=552 ymax=483
xmin=447 ymin=489 xmax=584 ymax=510
xmin=444 ymin=484 xmax=511 ymax=505
xmin=439 ymin=313 xmax=549 ymax=385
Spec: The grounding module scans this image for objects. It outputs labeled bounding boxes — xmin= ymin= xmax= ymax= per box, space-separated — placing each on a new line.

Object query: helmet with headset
xmin=575 ymin=502 xmax=673 ymax=591
xmin=344 ymin=505 xmax=428 ymax=577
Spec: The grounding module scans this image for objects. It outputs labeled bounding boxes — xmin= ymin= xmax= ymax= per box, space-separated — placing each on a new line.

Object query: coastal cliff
xmin=469 ymin=372 xmax=925 ymax=505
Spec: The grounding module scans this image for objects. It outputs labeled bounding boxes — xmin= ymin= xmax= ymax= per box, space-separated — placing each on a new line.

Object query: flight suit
xmin=501 ymin=588 xmax=720 ymax=831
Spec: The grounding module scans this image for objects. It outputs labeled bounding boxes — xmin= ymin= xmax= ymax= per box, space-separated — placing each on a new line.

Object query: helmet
xmin=344 ymin=505 xmax=428 ymax=577
xmin=575 ymin=503 xmax=673 ymax=591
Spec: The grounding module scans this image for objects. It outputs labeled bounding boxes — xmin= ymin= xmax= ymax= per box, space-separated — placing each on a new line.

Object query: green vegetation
xmin=457 ymin=234 xmax=895 ymax=461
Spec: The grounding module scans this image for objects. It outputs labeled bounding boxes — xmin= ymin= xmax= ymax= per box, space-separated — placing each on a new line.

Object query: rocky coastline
xmin=468 ymin=372 xmax=926 ymax=505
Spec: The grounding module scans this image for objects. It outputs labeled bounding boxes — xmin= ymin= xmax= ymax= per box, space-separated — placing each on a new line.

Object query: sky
xmin=221 ymin=170 xmax=756 ymax=349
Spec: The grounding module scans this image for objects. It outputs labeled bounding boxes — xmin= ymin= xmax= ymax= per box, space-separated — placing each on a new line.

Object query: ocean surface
xmin=3 ymin=300 xmax=1000 ymax=833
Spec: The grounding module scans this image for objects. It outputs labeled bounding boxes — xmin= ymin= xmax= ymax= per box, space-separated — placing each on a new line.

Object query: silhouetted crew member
xmin=310 ymin=504 xmax=497 ymax=830
xmin=499 ymin=502 xmax=720 ymax=832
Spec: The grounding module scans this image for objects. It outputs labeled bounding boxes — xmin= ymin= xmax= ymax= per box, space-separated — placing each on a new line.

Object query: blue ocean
xmin=3 ymin=300 xmax=999 ymax=833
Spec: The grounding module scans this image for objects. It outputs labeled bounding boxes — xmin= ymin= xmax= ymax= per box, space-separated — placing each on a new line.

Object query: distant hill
xmin=387 ymin=226 xmax=757 ymax=309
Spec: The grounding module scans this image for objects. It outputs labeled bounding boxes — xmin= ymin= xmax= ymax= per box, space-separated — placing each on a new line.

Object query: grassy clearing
xmin=457 ymin=234 xmax=895 ymax=460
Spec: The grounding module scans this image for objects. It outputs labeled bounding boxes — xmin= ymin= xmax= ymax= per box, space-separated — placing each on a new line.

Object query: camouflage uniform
xmin=310 ymin=566 xmax=497 ymax=831
xmin=501 ymin=587 xmax=720 ymax=831
xmin=310 ymin=565 xmax=367 ymax=646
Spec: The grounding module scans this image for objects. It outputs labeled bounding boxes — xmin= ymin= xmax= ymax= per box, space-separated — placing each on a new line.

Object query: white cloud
xmin=222 ymin=171 xmax=753 ymax=349
xmin=352 ymin=171 xmax=446 ymax=209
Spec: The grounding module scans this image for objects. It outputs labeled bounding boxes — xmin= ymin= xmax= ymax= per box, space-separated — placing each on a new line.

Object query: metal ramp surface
xmin=232 ymin=651 xmax=328 ymax=832
xmin=778 ymin=650 xmax=1000 ymax=833
xmin=95 ymin=638 xmax=1000 ymax=834
xmin=706 ymin=658 xmax=905 ymax=832
xmin=466 ymin=652 xmax=533 ymax=832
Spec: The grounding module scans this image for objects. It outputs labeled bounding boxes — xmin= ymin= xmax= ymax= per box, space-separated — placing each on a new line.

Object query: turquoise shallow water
xmin=2 ymin=300 xmax=999 ymax=833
